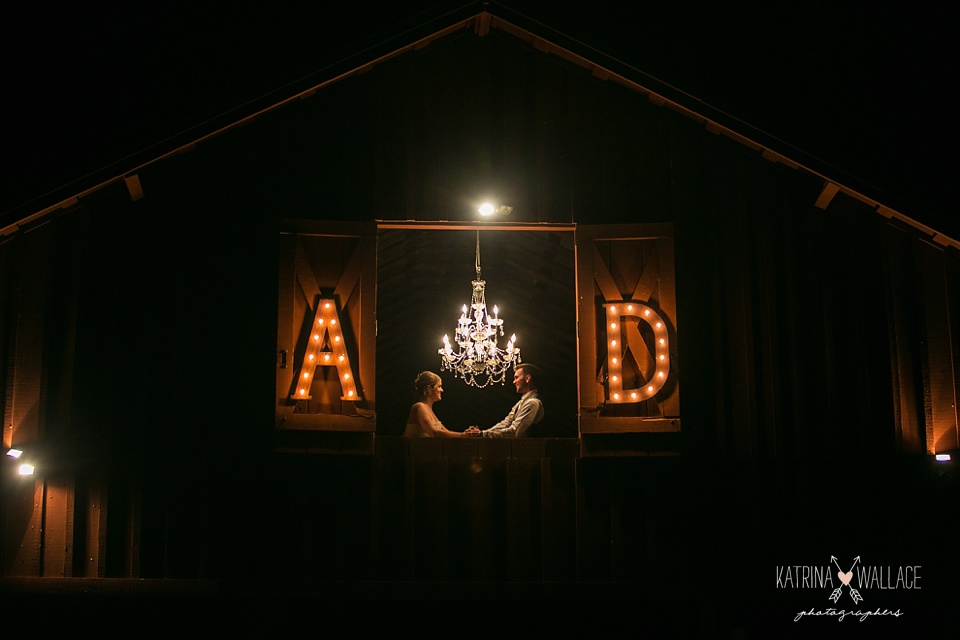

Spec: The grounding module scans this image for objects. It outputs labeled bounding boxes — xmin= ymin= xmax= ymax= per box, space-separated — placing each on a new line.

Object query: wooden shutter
xmin=575 ymin=224 xmax=680 ymax=437
xmin=276 ymin=222 xmax=377 ymax=437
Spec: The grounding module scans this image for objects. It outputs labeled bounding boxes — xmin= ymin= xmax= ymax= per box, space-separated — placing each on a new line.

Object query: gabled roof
xmin=3 ymin=2 xmax=954 ymax=248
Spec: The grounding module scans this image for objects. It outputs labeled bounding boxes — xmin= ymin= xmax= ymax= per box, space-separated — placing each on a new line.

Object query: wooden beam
xmin=591 ymin=243 xmax=623 ymax=302
xmin=475 ymin=10 xmax=491 ymax=36
xmin=815 ymin=182 xmax=840 ymax=209
xmin=580 ymin=416 xmax=680 ymax=433
xmin=123 ymin=174 xmax=144 ymax=201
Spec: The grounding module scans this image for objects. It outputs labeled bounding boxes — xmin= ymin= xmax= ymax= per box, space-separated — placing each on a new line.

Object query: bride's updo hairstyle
xmin=414 ymin=371 xmax=441 ymax=398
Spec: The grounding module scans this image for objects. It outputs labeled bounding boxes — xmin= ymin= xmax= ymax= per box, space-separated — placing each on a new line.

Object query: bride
xmin=403 ymin=371 xmax=465 ymax=437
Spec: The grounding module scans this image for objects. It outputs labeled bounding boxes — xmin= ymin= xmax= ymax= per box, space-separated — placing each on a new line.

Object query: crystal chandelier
xmin=439 ymin=231 xmax=521 ymax=387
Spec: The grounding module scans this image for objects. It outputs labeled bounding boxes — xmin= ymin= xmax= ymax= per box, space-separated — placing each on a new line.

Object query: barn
xmin=1 ymin=3 xmax=955 ymax=635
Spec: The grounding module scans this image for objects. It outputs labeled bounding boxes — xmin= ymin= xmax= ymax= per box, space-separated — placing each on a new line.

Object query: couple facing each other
xmin=403 ymin=364 xmax=544 ymax=438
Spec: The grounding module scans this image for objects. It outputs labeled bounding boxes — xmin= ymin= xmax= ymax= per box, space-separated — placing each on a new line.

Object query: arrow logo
xmin=829 ymin=555 xmax=863 ymax=604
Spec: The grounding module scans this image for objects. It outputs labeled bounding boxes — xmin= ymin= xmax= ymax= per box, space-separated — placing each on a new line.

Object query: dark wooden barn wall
xmin=673 ymin=135 xmax=911 ymax=458
xmin=1 ymin=23 xmax=958 ymax=594
xmin=263 ymin=438 xmax=691 ymax=585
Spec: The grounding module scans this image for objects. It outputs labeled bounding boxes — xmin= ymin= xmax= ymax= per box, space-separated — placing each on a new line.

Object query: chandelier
xmin=439 ymin=231 xmax=521 ymax=387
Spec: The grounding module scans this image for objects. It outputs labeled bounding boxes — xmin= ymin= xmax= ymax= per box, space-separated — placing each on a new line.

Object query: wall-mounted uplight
xmin=935 ymin=454 xmax=952 ymax=462
xmin=478 ymin=203 xmax=513 ymax=216
xmin=6 ymin=449 xmax=35 ymax=476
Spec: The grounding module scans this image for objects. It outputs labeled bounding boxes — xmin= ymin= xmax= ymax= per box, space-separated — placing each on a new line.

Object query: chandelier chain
xmin=475 ymin=231 xmax=481 ymax=277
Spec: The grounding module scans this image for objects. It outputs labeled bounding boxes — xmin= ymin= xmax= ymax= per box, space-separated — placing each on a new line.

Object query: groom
xmin=464 ymin=363 xmax=544 ymax=438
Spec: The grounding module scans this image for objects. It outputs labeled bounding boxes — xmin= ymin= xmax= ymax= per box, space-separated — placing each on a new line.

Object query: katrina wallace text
xmin=776 ymin=565 xmax=920 ymax=589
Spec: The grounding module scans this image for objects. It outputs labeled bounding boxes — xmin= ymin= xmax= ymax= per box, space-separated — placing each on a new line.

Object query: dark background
xmin=3 ymin=1 xmax=955 ymax=233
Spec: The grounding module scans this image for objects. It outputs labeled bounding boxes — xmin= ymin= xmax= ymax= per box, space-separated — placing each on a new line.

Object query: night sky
xmin=4 ymin=1 xmax=954 ymax=232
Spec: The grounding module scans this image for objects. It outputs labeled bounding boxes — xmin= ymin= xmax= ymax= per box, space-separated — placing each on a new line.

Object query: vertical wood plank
xmin=471 ymin=442 xmax=510 ymax=581
xmin=83 ymin=471 xmax=106 ymax=577
xmin=276 ymin=233 xmax=297 ymax=422
xmin=506 ymin=453 xmax=542 ymax=581
xmin=916 ymin=239 xmax=958 ymax=453
xmin=886 ymin=229 xmax=924 ymax=452
xmin=445 ymin=440 xmax=477 ymax=581
xmin=404 ymin=441 xmax=416 ymax=579
xmin=127 ymin=482 xmax=142 ymax=578
xmin=41 ymin=475 xmax=73 ymax=576
xmin=359 ymin=228 xmax=377 ymax=411
xmin=12 ymin=224 xmax=51 ymax=449
xmin=542 ymin=439 xmax=578 ymax=581
xmin=575 ymin=457 xmax=611 ymax=580
xmin=946 ymin=250 xmax=960 ymax=453
xmin=7 ymin=480 xmax=43 ymax=576
xmin=657 ymin=235 xmax=681 ymax=417
xmin=576 ymin=228 xmax=598 ymax=413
